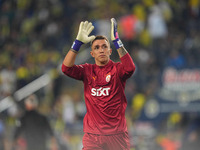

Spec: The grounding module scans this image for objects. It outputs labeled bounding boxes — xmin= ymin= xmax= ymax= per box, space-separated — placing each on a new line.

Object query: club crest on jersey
xmin=106 ymin=73 xmax=111 ymax=82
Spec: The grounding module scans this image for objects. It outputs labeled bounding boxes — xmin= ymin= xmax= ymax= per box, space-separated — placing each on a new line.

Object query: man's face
xmin=90 ymin=39 xmax=112 ymax=66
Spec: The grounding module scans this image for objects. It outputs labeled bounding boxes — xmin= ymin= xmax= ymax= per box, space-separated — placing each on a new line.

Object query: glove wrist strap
xmin=71 ymin=40 xmax=84 ymax=52
xmin=113 ymin=39 xmax=123 ymax=49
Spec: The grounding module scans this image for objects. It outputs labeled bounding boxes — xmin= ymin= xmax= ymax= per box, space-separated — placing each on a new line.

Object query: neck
xmin=95 ymin=59 xmax=110 ymax=66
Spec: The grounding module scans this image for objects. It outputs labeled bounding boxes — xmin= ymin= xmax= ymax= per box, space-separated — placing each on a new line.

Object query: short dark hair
xmin=91 ymin=35 xmax=110 ymax=46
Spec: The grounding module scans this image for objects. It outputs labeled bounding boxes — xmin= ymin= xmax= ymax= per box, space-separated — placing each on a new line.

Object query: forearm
xmin=111 ymin=18 xmax=128 ymax=58
xmin=117 ymin=46 xmax=128 ymax=58
xmin=63 ymin=49 xmax=77 ymax=67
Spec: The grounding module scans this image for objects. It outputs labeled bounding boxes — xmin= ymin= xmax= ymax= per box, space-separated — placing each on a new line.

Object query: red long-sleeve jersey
xmin=62 ymin=53 xmax=135 ymax=135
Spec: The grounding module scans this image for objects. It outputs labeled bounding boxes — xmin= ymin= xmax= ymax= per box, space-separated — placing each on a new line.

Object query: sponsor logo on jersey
xmin=91 ymin=87 xmax=110 ymax=96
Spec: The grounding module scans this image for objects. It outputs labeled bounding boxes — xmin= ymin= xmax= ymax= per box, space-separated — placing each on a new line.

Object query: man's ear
xmin=90 ymin=51 xmax=94 ymax=57
xmin=109 ymin=49 xmax=112 ymax=56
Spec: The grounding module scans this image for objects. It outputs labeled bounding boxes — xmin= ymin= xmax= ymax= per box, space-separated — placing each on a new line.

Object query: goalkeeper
xmin=62 ymin=18 xmax=135 ymax=150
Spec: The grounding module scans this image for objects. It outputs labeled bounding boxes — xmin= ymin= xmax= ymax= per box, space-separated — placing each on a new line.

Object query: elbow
xmin=129 ymin=68 xmax=135 ymax=76
xmin=122 ymin=54 xmax=136 ymax=74
xmin=61 ymin=64 xmax=70 ymax=75
xmin=61 ymin=64 xmax=66 ymax=73
xmin=127 ymin=62 xmax=136 ymax=74
xmin=132 ymin=62 xmax=136 ymax=73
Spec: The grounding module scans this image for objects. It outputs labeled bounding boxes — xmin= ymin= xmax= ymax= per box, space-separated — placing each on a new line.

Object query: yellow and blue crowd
xmin=1 ymin=0 xmax=200 ymax=149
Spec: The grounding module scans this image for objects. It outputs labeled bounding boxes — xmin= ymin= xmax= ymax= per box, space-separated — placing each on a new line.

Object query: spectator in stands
xmin=12 ymin=94 xmax=58 ymax=150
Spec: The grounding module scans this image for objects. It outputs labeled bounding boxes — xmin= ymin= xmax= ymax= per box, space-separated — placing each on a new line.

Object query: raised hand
xmin=72 ymin=21 xmax=95 ymax=52
xmin=76 ymin=21 xmax=95 ymax=44
xmin=110 ymin=18 xmax=123 ymax=49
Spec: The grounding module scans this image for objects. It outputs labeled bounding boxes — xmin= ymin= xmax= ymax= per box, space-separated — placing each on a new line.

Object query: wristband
xmin=71 ymin=40 xmax=84 ymax=52
xmin=112 ymin=39 xmax=124 ymax=49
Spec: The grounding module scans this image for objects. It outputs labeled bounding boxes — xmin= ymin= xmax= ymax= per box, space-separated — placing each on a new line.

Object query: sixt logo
xmin=91 ymin=87 xmax=110 ymax=96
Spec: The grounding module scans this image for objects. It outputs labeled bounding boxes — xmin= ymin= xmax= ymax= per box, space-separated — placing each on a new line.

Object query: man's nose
xmin=100 ymin=48 xmax=104 ymax=52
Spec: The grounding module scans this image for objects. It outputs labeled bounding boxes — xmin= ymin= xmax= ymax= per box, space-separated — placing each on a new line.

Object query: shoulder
xmin=80 ymin=63 xmax=94 ymax=67
xmin=80 ymin=63 xmax=95 ymax=71
xmin=38 ymin=112 xmax=47 ymax=119
xmin=112 ymin=61 xmax=121 ymax=68
xmin=33 ymin=111 xmax=47 ymax=119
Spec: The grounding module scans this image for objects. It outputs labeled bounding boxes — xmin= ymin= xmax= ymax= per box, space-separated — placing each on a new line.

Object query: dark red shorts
xmin=82 ymin=132 xmax=130 ymax=150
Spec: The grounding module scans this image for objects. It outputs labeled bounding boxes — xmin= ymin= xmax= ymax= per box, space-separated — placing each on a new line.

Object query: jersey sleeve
xmin=61 ymin=63 xmax=86 ymax=81
xmin=117 ymin=53 xmax=136 ymax=80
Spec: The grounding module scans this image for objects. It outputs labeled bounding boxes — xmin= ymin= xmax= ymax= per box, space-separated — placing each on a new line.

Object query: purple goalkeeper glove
xmin=111 ymin=18 xmax=123 ymax=49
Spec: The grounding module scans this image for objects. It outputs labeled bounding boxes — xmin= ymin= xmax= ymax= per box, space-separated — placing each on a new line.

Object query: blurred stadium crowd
xmin=0 ymin=0 xmax=200 ymax=150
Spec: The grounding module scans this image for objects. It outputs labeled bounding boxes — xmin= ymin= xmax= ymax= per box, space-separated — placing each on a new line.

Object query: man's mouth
xmin=99 ymin=55 xmax=106 ymax=57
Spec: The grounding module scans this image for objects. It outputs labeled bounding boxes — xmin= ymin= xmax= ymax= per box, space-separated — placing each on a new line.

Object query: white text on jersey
xmin=91 ymin=87 xmax=110 ymax=96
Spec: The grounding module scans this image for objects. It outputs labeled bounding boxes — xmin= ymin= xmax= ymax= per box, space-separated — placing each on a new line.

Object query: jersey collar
xmin=95 ymin=59 xmax=113 ymax=69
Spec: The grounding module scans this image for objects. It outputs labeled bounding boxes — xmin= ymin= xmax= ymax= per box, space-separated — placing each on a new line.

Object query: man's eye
xmin=94 ymin=46 xmax=99 ymax=50
xmin=103 ymin=45 xmax=107 ymax=49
